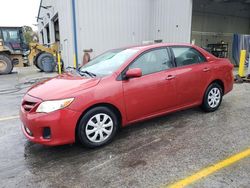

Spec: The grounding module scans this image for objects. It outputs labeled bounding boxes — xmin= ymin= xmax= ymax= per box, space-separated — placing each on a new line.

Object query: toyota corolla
xmin=20 ymin=43 xmax=234 ymax=148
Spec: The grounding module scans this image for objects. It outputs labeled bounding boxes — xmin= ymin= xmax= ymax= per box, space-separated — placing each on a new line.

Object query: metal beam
xmin=72 ymin=0 xmax=79 ymax=68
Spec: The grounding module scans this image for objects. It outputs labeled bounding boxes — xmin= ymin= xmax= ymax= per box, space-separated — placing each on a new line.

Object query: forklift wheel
xmin=36 ymin=52 xmax=55 ymax=72
xmin=0 ymin=54 xmax=13 ymax=74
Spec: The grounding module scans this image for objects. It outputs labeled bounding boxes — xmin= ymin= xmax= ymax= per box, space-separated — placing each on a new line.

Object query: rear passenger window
xmin=171 ymin=47 xmax=206 ymax=67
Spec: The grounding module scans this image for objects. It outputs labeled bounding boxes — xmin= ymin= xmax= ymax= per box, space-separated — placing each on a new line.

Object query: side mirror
xmin=125 ymin=68 xmax=142 ymax=79
xmin=206 ymin=56 xmax=212 ymax=61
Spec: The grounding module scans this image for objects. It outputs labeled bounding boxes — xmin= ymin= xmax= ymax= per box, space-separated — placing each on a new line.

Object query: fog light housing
xmin=25 ymin=126 xmax=33 ymax=136
xmin=43 ymin=127 xmax=51 ymax=139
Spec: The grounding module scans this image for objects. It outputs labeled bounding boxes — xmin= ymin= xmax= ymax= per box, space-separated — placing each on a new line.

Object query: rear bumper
xmin=20 ymin=105 xmax=81 ymax=146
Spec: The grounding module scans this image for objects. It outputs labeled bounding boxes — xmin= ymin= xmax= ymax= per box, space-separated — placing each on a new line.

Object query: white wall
xmin=76 ymin=0 xmax=192 ymax=62
xmin=76 ymin=0 xmax=153 ymax=59
xmin=38 ymin=0 xmax=75 ymax=67
xmin=38 ymin=0 xmax=193 ymax=67
xmin=151 ymin=0 xmax=193 ymax=43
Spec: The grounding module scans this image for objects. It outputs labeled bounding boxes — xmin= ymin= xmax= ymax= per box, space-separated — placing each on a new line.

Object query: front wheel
xmin=36 ymin=52 xmax=55 ymax=72
xmin=201 ymin=83 xmax=223 ymax=112
xmin=77 ymin=106 xmax=118 ymax=148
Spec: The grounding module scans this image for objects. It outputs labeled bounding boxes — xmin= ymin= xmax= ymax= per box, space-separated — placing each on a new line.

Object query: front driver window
xmin=129 ymin=48 xmax=172 ymax=76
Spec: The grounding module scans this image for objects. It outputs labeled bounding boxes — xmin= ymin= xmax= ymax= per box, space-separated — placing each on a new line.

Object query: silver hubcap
xmin=85 ymin=113 xmax=113 ymax=143
xmin=208 ymin=88 xmax=221 ymax=108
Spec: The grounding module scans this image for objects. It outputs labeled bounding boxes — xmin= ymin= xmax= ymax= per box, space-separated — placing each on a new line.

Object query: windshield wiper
xmin=65 ymin=66 xmax=82 ymax=75
xmin=66 ymin=66 xmax=77 ymax=71
xmin=66 ymin=67 xmax=96 ymax=78
xmin=79 ymin=70 xmax=96 ymax=78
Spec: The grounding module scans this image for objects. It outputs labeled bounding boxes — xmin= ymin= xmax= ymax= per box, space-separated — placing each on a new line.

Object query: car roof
xmin=109 ymin=43 xmax=216 ymax=60
xmin=127 ymin=43 xmax=193 ymax=51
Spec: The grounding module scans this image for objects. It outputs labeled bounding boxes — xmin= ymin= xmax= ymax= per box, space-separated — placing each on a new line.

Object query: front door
xmin=122 ymin=48 xmax=177 ymax=122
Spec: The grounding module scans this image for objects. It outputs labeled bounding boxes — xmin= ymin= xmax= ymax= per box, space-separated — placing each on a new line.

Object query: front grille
xmin=22 ymin=100 xmax=37 ymax=112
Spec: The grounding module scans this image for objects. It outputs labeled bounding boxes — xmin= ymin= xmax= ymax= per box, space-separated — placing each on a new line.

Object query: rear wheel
xmin=77 ymin=106 xmax=118 ymax=148
xmin=0 ymin=54 xmax=13 ymax=74
xmin=201 ymin=83 xmax=223 ymax=112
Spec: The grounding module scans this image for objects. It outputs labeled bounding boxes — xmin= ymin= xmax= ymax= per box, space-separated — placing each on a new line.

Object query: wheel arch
xmin=209 ymin=79 xmax=225 ymax=94
xmin=202 ymin=79 xmax=225 ymax=103
xmin=201 ymin=79 xmax=224 ymax=112
xmin=75 ymin=102 xmax=123 ymax=140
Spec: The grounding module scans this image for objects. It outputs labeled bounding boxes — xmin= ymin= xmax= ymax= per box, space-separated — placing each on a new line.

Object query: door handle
xmin=165 ymin=75 xmax=176 ymax=80
xmin=203 ymin=67 xmax=210 ymax=72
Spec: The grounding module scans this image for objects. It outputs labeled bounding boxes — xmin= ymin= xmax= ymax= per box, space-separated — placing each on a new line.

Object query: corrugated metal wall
xmin=76 ymin=0 xmax=153 ymax=58
xmin=38 ymin=0 xmax=75 ymax=66
xmin=151 ymin=0 xmax=193 ymax=43
xmin=77 ymin=0 xmax=193 ymax=59
xmin=38 ymin=0 xmax=192 ymax=67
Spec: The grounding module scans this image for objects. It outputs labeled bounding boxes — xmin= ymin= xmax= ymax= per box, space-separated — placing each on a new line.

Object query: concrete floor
xmin=0 ymin=67 xmax=250 ymax=188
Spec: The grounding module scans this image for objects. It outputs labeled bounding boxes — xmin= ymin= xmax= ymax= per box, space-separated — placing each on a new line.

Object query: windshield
xmin=80 ymin=48 xmax=139 ymax=77
xmin=2 ymin=29 xmax=22 ymax=43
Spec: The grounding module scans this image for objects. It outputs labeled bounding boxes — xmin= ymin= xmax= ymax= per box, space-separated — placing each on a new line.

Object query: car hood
xmin=27 ymin=73 xmax=100 ymax=100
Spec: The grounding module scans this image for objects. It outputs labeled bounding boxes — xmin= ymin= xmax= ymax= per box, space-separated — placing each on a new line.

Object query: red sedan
xmin=20 ymin=43 xmax=234 ymax=148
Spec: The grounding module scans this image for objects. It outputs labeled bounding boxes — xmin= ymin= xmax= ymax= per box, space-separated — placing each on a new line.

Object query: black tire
xmin=33 ymin=52 xmax=43 ymax=69
xmin=77 ymin=106 xmax=118 ymax=148
xmin=36 ymin=52 xmax=55 ymax=71
xmin=0 ymin=54 xmax=13 ymax=74
xmin=201 ymin=83 xmax=223 ymax=112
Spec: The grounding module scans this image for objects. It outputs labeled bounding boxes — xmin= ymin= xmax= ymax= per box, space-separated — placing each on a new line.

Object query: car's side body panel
xmin=122 ymin=69 xmax=177 ymax=122
xmin=172 ymin=63 xmax=211 ymax=107
xmin=118 ymin=44 xmax=234 ymax=126
xmin=68 ymin=74 xmax=127 ymax=125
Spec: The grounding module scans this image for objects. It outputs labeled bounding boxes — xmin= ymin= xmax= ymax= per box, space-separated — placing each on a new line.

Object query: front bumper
xmin=20 ymin=95 xmax=81 ymax=146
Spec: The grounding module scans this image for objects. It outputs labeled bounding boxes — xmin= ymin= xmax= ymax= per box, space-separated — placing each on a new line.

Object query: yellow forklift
xmin=0 ymin=26 xmax=61 ymax=74
xmin=28 ymin=42 xmax=61 ymax=72
xmin=0 ymin=27 xmax=29 ymax=74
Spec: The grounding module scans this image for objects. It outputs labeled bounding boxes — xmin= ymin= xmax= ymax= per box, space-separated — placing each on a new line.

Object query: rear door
xmin=122 ymin=48 xmax=177 ymax=122
xmin=170 ymin=46 xmax=213 ymax=107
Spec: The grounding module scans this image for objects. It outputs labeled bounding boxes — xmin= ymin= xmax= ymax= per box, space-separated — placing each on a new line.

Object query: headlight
xmin=36 ymin=98 xmax=74 ymax=113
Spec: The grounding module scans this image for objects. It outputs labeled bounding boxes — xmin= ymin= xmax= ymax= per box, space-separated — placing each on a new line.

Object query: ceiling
xmin=193 ymin=0 xmax=250 ymax=18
